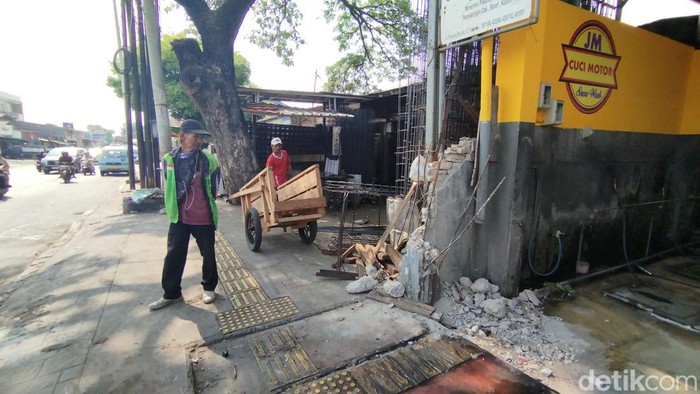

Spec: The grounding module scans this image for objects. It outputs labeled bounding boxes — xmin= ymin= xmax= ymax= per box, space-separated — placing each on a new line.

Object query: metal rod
xmin=334 ymin=191 xmax=349 ymax=270
xmin=645 ymin=216 xmax=654 ymax=257
xmin=558 ymin=240 xmax=699 ymax=286
xmin=593 ymin=197 xmax=699 ymax=213
xmin=576 ymin=221 xmax=585 ymax=263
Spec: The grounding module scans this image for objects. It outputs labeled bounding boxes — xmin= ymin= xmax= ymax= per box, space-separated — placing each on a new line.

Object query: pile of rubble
xmin=439 ymin=277 xmax=582 ymax=378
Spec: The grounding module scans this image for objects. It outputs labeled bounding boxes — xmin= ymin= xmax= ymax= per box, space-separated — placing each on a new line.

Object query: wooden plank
xmin=367 ymin=290 xmax=436 ymax=318
xmin=276 ymin=213 xmax=324 ymax=224
xmin=277 ymin=164 xmax=317 ymax=190
xmin=264 ymin=167 xmax=277 ymax=223
xmin=356 ymin=244 xmax=378 ymax=268
xmin=260 ymin=177 xmax=277 ymax=226
xmin=385 ymin=244 xmax=403 ymax=268
xmin=239 ymin=195 xmax=250 ymax=225
xmin=232 ymin=167 xmax=269 ymax=197
xmin=277 ymin=165 xmax=321 ymax=201
xmin=333 ymin=243 xmax=358 ymax=269
xmin=283 ymin=187 xmax=321 ymax=203
xmin=231 ymin=187 xmax=261 ymax=198
xmin=277 ymin=180 xmax=318 ymax=202
xmin=341 ymin=243 xmax=358 ymax=260
xmin=275 ymin=197 xmax=326 ymax=213
xmin=376 ymin=182 xmax=418 ymax=250
xmin=316 ymin=270 xmax=358 ymax=280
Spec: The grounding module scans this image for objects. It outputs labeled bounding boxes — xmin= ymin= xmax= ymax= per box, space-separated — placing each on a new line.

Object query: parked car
xmin=97 ymin=145 xmax=131 ymax=176
xmin=40 ymin=147 xmax=86 ymax=174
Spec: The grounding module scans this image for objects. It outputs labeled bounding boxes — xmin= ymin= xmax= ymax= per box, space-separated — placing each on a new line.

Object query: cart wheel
xmin=245 ymin=207 xmax=262 ymax=251
xmin=298 ymin=221 xmax=318 ymax=244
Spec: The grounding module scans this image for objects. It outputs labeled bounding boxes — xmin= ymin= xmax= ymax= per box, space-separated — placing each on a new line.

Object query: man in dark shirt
xmin=57 ymin=151 xmax=76 ymax=178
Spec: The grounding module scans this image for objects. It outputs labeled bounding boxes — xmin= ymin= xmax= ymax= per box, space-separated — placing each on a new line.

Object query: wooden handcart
xmin=231 ymin=164 xmax=326 ymax=251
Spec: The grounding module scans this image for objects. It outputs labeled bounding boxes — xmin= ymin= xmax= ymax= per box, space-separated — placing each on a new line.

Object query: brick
xmin=445 ymin=153 xmax=466 ymax=163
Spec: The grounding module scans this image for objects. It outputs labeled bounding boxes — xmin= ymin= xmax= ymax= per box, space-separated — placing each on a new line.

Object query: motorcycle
xmin=59 ymin=164 xmax=73 ymax=183
xmin=0 ymin=166 xmax=9 ymax=197
xmin=35 ymin=152 xmax=46 ymax=172
xmin=81 ymin=158 xmax=95 ymax=175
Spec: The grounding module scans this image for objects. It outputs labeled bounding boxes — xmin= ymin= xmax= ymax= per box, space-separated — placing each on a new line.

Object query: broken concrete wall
xmin=424 ymin=124 xmax=522 ymax=297
xmin=424 ymin=122 xmax=700 ymax=298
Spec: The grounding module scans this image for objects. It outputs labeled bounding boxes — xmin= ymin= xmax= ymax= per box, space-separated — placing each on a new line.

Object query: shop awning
xmin=241 ymin=102 xmax=354 ymax=118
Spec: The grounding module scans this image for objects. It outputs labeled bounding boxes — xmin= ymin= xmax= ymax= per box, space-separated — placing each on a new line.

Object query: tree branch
xmin=173 ymin=0 xmax=210 ymax=29
xmin=216 ymin=0 xmax=256 ymax=40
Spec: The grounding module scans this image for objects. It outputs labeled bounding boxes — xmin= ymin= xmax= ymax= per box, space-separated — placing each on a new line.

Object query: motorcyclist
xmin=58 ymin=151 xmax=76 ymax=178
xmin=81 ymin=152 xmax=95 ymax=174
xmin=0 ymin=155 xmax=10 ymax=189
xmin=35 ymin=151 xmax=47 ymax=172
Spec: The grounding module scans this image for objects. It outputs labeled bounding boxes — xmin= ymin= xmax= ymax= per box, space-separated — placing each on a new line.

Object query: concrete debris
xmin=365 ymin=264 xmax=378 ymax=278
xmin=382 ymin=280 xmax=406 ymax=298
xmin=481 ymin=298 xmax=507 ymax=318
xmin=473 ymin=292 xmax=486 ymax=306
xmin=520 ymin=289 xmax=542 ymax=306
xmin=346 ymin=275 xmax=378 ymax=294
xmin=540 ymin=367 xmax=553 ymax=378
xmin=470 ymin=278 xmax=492 ymax=294
xmin=439 ymin=277 xmax=581 ymax=381
xmin=458 ymin=277 xmax=472 ymax=288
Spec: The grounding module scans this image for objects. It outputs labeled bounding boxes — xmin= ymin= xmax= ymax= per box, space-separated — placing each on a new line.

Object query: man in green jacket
xmin=149 ymin=119 xmax=221 ymax=310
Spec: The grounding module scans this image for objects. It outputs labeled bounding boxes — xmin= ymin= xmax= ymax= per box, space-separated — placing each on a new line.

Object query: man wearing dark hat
xmin=149 ymin=119 xmax=221 ymax=310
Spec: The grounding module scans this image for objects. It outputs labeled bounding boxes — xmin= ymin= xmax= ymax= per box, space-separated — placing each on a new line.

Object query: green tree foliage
xmin=167 ymin=0 xmax=422 ymax=194
xmin=248 ymin=0 xmax=423 ymax=94
xmin=106 ymin=32 xmax=251 ymax=120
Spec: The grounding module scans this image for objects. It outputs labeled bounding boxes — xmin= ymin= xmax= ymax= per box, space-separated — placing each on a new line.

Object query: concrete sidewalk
xmin=0 ymin=184 xmax=362 ymax=392
xmin=0 ymin=189 xmax=549 ymax=393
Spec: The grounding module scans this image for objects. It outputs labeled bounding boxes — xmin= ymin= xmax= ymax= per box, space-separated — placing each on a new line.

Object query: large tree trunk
xmin=171 ymin=0 xmax=257 ymax=198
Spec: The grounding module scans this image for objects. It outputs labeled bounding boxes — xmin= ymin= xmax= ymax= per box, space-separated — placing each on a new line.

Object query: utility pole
xmin=424 ymin=0 xmax=443 ymax=160
xmin=142 ymin=0 xmax=172 ymax=186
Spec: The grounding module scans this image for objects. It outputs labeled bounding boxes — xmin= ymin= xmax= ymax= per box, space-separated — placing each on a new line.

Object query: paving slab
xmin=190 ymin=300 xmax=427 ymax=393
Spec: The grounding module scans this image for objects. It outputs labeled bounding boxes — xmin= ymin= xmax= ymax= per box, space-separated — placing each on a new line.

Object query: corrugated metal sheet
xmin=242 ymin=102 xmax=354 ymax=118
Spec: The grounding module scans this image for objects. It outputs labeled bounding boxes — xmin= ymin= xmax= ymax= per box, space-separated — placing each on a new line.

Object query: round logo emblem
xmin=560 ymin=20 xmax=621 ymax=114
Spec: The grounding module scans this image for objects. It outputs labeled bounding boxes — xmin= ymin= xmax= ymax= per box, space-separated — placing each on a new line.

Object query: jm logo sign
xmin=560 ymin=20 xmax=621 ymax=114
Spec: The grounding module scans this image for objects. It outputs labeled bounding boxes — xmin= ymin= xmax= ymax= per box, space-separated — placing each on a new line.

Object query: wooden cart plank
xmin=277 ymin=165 xmax=321 ymax=201
xmin=276 ymin=213 xmax=324 ymax=224
xmin=277 ymin=164 xmax=318 ymax=190
xmin=233 ymin=167 xmax=269 ymax=196
xmin=275 ymin=197 xmax=326 ymax=213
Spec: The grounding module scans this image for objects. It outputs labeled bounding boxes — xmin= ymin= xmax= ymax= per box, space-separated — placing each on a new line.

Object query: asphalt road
xmin=0 ymin=159 xmax=126 ymax=292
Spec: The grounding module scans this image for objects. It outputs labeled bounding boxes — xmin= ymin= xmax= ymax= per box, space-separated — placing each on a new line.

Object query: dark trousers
xmin=161 ymin=222 xmax=218 ymax=299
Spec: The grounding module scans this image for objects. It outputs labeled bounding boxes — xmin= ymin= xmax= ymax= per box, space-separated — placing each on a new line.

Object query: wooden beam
xmin=276 ymin=213 xmax=324 ymax=224
xmin=375 ymin=182 xmax=418 ymax=250
xmin=275 ymin=197 xmax=327 ymax=213
xmin=333 ymin=243 xmax=358 ymax=269
xmin=385 ymin=244 xmax=403 ymax=268
xmin=277 ymin=165 xmax=320 ymax=200
xmin=356 ymin=244 xmax=379 ymax=268
xmin=367 ymin=290 xmax=436 ymax=318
